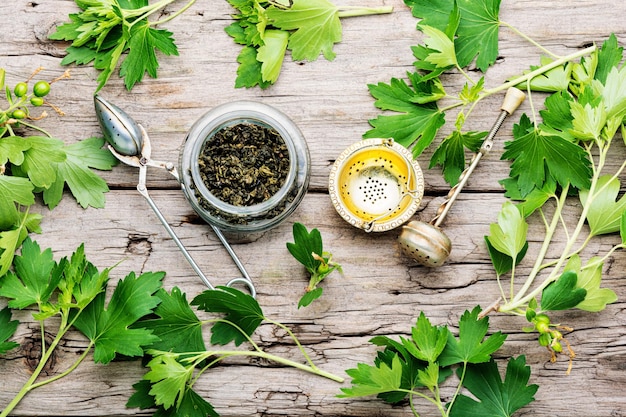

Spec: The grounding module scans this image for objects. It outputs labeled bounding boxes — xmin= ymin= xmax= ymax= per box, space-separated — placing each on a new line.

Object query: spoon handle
xmin=431 ymin=87 xmax=525 ymax=227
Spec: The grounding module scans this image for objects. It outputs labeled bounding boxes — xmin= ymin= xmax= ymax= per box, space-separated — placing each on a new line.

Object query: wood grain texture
xmin=1 ymin=0 xmax=625 ymax=416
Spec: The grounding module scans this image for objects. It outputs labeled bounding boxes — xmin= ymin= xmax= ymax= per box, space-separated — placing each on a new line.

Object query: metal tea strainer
xmin=398 ymin=87 xmax=526 ymax=267
xmin=329 ymin=138 xmax=424 ymax=232
xmin=94 ymin=95 xmax=256 ymax=297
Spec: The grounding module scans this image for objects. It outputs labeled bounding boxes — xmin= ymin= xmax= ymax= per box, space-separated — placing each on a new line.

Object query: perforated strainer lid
xmin=329 ymin=138 xmax=424 ymax=232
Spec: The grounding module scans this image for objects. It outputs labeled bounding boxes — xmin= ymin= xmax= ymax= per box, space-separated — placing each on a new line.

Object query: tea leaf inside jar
xmin=197 ymin=122 xmax=290 ymax=206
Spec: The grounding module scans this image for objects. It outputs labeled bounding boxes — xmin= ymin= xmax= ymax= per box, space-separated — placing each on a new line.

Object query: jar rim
xmin=189 ymin=117 xmax=298 ymax=216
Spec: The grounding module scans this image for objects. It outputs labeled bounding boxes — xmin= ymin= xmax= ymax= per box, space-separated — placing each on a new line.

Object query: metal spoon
xmin=398 ymin=87 xmax=526 ymax=267
xmin=94 ymin=95 xmax=256 ymax=297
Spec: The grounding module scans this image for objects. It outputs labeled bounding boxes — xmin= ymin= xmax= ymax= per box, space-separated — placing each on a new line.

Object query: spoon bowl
xmin=94 ymin=95 xmax=143 ymax=156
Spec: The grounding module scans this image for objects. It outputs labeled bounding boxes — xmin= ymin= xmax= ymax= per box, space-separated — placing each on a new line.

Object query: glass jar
xmin=180 ymin=101 xmax=310 ymax=237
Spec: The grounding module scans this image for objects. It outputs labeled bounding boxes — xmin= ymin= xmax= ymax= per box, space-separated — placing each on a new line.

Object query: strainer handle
xmin=431 ymin=88 xmax=525 ymax=227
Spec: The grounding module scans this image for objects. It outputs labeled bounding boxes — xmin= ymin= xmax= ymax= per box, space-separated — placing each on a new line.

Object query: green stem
xmin=190 ymin=349 xmax=344 ymax=382
xmin=397 ymin=387 xmax=442 ymax=411
xmin=501 ymin=186 xmax=568 ymax=312
xmin=124 ymin=0 xmax=177 ymax=20
xmin=499 ymin=21 xmax=561 ymax=59
xmin=481 ymin=45 xmax=597 ymax=97
xmin=13 ymin=119 xmax=52 ymax=137
xmin=439 ymin=45 xmax=596 ymax=126
xmin=0 ymin=314 xmax=70 ymax=417
xmin=445 ymin=362 xmax=468 ymax=416
xmin=151 ymin=0 xmax=197 ymax=26
xmin=337 ymin=6 xmax=394 ymax=18
xmin=504 ymin=139 xmax=609 ymax=311
xmin=30 ymin=342 xmax=94 ymax=390
xmin=200 ymin=318 xmax=264 ymax=352
xmin=265 ymin=317 xmax=317 ymax=370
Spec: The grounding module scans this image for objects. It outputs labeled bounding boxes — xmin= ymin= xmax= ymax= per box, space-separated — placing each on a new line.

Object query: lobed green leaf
xmin=138 ymin=287 xmax=205 ymax=353
xmin=439 ymin=306 xmax=507 ymax=366
xmin=580 ymin=175 xmax=626 ymax=236
xmin=0 ymin=238 xmax=57 ymax=309
xmin=540 ymin=271 xmax=587 ymax=311
xmin=339 ymin=355 xmax=403 ymax=398
xmin=191 ymin=286 xmax=264 ymax=346
xmin=72 ymin=271 xmax=164 ymax=363
xmin=266 ymin=0 xmax=341 ymax=62
xmin=449 ymin=356 xmax=538 ymax=417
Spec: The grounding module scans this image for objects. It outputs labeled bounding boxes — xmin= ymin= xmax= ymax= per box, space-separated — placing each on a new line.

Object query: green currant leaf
xmin=286 ymin=222 xmax=323 ymax=273
xmin=257 ymin=30 xmax=289 ymax=83
xmin=406 ymin=312 xmax=450 ymax=363
xmin=144 ymin=352 xmax=194 ymax=409
xmin=0 ymin=238 xmax=58 ymax=309
xmin=72 ymin=271 xmax=164 ymax=363
xmin=566 ymin=256 xmax=618 ymax=312
xmin=594 ymin=34 xmax=623 ymax=84
xmin=365 ymin=76 xmax=445 ymax=157
xmin=119 ymin=22 xmax=178 ymax=90
xmin=234 ymin=46 xmax=272 ymax=89
xmin=485 ymin=236 xmax=528 ymax=277
xmin=298 ymin=287 xmax=323 ymax=309
xmin=0 ymin=135 xmax=31 ymax=166
xmin=371 ymin=335 xmax=447 ymax=403
xmin=43 ymin=137 xmax=117 ymax=210
xmin=439 ymin=306 xmax=507 ymax=366
xmin=137 ymin=287 xmax=205 ymax=353
xmin=59 ymin=45 xmax=99 ymax=66
xmin=405 ymin=0 xmax=502 ymax=71
xmin=569 ymin=100 xmax=607 ymax=140
xmin=338 ymin=354 xmax=403 ymax=398
xmin=128 ymin=378 xmax=219 ymax=417
xmin=417 ymin=362 xmax=440 ymax=391
xmin=448 ymin=356 xmax=538 ymax=417
xmin=579 ymin=175 xmax=626 ymax=236
xmin=500 ymin=176 xmax=556 ymax=218
xmin=486 ymin=201 xmax=528 ymax=260
xmin=599 ymin=65 xmax=626 ymax=119
xmin=0 ymin=213 xmax=41 ymax=279
xmin=430 ymin=130 xmax=487 ymax=186
xmin=540 ymin=271 xmax=587 ymax=311
xmin=0 ymin=306 xmax=19 ymax=354
xmin=19 ymin=136 xmax=66 ymax=189
xmin=420 ymin=25 xmax=457 ymax=68
xmin=0 ymin=176 xmax=35 ymax=231
xmin=191 ymin=286 xmax=264 ymax=346
xmin=537 ymin=91 xmax=575 ymax=141
xmin=266 ymin=0 xmax=341 ymax=62
xmin=516 ymin=57 xmax=572 ymax=92
xmin=502 ymin=114 xmax=592 ymax=196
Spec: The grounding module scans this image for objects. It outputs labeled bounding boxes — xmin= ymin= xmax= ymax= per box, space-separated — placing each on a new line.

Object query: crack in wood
xmin=20 ymin=331 xmax=57 ymax=375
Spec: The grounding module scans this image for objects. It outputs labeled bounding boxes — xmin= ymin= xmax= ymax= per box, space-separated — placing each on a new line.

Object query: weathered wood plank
xmin=0 ymin=191 xmax=624 ymax=416
xmin=1 ymin=0 xmax=626 ymax=416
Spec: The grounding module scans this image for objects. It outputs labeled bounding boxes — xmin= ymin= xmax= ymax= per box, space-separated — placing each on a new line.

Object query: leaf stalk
xmin=337 ymin=6 xmax=393 ymax=18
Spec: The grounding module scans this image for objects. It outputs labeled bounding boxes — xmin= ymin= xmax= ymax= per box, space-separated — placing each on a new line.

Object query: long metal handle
xmin=430 ymin=87 xmax=526 ymax=227
xmin=137 ymin=183 xmax=256 ymax=298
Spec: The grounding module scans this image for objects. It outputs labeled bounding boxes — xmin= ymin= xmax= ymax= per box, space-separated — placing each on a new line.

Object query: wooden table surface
xmin=1 ymin=0 xmax=625 ymax=416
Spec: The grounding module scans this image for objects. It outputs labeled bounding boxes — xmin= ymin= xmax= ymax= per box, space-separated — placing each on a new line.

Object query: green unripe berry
xmin=534 ymin=314 xmax=550 ymax=325
xmin=535 ymin=321 xmax=550 ymax=334
xmin=30 ymin=96 xmax=45 ymax=107
xmin=13 ymin=82 xmax=28 ymax=98
xmin=33 ymin=81 xmax=51 ymax=97
xmin=551 ymin=341 xmax=563 ymax=353
xmin=538 ymin=333 xmax=551 ymax=347
xmin=11 ymin=109 xmax=27 ymax=119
